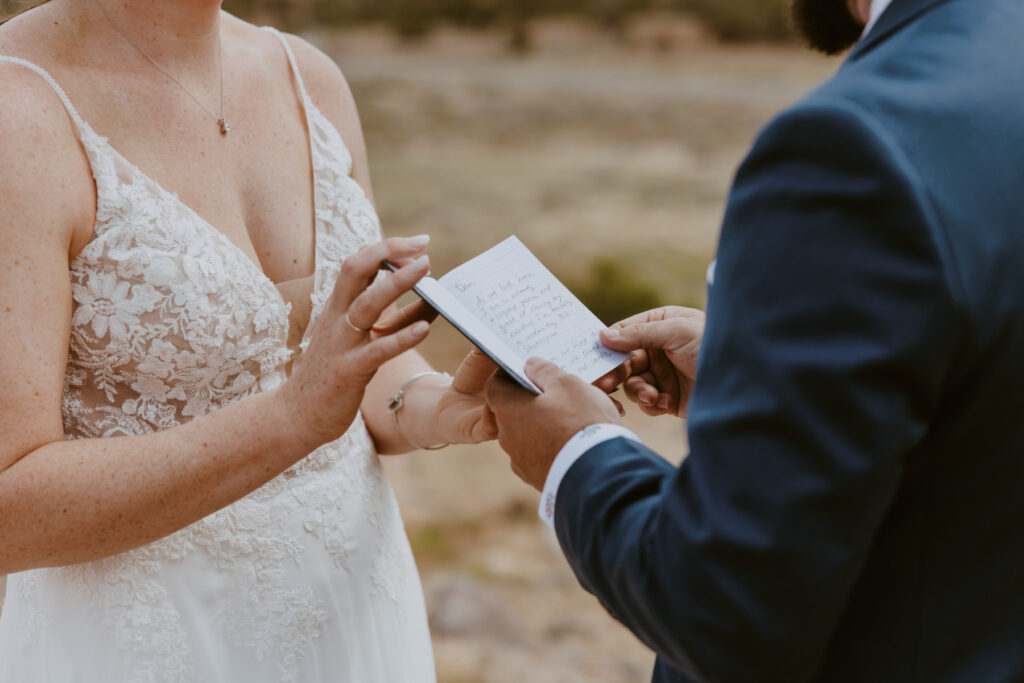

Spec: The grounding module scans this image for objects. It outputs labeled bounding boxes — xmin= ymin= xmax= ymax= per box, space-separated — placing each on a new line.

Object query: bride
xmin=0 ymin=1 xmax=498 ymax=681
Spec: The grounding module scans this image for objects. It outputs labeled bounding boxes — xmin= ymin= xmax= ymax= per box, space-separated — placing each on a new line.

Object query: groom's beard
xmin=791 ymin=0 xmax=866 ymax=55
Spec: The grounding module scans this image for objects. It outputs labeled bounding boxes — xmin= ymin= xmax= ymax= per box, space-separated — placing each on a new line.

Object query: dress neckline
xmin=0 ymin=38 xmax=324 ymax=292
xmin=90 ymin=135 xmax=305 ymax=301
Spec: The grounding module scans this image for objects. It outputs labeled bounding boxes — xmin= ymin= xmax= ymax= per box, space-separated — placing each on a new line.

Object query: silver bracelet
xmin=387 ymin=371 xmax=452 ymax=451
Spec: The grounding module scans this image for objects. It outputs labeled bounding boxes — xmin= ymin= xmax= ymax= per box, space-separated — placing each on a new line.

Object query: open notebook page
xmin=413 ymin=276 xmax=543 ymax=393
xmin=437 ymin=236 xmax=629 ymax=386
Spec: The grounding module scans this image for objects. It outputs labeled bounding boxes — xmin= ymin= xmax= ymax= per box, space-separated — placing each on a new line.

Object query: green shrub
xmin=1 ymin=0 xmax=43 ymax=20
xmin=382 ymin=0 xmax=436 ymax=39
xmin=677 ymin=0 xmax=793 ymax=42
xmin=9 ymin=0 xmax=796 ymax=44
xmin=218 ymin=0 xmax=796 ymax=45
xmin=569 ymin=256 xmax=664 ymax=327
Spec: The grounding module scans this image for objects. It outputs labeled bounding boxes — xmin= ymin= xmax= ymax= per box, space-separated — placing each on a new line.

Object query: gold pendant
xmin=218 ymin=118 xmax=231 ymax=135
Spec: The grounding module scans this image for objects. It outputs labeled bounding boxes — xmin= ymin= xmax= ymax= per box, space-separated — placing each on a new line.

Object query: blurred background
xmin=1 ymin=1 xmax=839 ymax=680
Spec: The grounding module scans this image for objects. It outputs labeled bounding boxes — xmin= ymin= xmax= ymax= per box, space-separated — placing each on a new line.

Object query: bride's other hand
xmin=279 ymin=236 xmax=432 ymax=450
xmin=431 ymin=349 xmax=500 ymax=444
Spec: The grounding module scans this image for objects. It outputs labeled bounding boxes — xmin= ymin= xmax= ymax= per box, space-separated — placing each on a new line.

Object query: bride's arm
xmin=280 ymin=35 xmax=498 ymax=454
xmin=361 ymin=349 xmax=499 ymax=453
xmin=0 ymin=82 xmax=431 ymax=575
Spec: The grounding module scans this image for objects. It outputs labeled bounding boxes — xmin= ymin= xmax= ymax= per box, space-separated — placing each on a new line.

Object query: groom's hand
xmin=593 ymin=306 xmax=705 ymax=418
xmin=485 ymin=358 xmax=622 ymax=491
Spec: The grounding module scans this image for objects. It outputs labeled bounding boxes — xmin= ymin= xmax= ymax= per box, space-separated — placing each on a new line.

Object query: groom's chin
xmin=791 ymin=0 xmax=866 ymax=55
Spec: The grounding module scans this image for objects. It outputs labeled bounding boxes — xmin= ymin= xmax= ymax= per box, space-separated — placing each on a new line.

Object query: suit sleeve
xmin=553 ymin=99 xmax=966 ymax=682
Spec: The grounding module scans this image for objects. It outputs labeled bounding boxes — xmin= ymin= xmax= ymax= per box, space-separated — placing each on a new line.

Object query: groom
xmin=485 ymin=0 xmax=1024 ymax=680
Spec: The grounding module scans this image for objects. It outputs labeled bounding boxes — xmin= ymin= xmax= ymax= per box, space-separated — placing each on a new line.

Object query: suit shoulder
xmin=747 ymin=94 xmax=907 ymax=181
xmin=732 ymin=91 xmax=970 ymax=317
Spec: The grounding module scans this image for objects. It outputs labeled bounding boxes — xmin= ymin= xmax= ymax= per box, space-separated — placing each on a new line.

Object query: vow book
xmin=400 ymin=236 xmax=629 ymax=394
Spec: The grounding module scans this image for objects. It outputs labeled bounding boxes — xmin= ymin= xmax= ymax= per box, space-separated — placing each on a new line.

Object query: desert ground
xmin=0 ymin=15 xmax=838 ymax=681
xmin=300 ymin=18 xmax=839 ymax=683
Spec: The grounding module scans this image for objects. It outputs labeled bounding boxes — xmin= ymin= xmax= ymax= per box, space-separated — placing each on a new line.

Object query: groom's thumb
xmin=452 ymin=348 xmax=499 ymax=393
xmin=602 ymin=320 xmax=682 ymax=354
xmin=524 ymin=357 xmax=564 ymax=392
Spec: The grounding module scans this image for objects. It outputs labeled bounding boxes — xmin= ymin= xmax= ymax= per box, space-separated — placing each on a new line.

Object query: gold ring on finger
xmin=345 ymin=312 xmax=370 ymax=334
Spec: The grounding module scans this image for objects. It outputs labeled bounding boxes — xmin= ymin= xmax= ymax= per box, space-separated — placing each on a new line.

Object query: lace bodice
xmin=52 ymin=36 xmax=378 ymax=435
xmin=0 ymin=29 xmax=433 ymax=683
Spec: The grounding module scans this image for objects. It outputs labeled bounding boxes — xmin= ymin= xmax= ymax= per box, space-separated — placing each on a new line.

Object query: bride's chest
xmin=100 ymin=114 xmax=318 ymax=287
xmin=68 ymin=179 xmax=295 ymax=398
xmin=62 ymin=94 xmax=383 ymax=421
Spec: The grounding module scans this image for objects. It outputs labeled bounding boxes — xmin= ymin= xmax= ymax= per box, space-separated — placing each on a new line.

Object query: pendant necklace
xmin=92 ymin=0 xmax=231 ymax=135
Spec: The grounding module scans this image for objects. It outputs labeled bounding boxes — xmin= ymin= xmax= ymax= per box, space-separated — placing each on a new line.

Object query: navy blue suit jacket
xmin=554 ymin=0 xmax=1024 ymax=680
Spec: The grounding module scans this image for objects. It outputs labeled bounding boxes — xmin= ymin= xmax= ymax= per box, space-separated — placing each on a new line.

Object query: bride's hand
xmin=278 ymin=236 xmax=433 ymax=450
xmin=430 ymin=349 xmax=500 ymax=445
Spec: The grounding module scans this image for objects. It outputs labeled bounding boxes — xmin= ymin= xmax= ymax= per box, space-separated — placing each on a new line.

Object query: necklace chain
xmin=92 ymin=0 xmax=231 ymax=135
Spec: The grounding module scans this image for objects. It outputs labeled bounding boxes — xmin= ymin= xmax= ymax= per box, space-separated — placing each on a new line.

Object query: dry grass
xmin=315 ymin=22 xmax=838 ymax=682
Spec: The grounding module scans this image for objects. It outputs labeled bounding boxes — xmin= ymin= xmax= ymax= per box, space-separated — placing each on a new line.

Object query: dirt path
xmin=338 ymin=52 xmax=820 ymax=108
xmin=329 ymin=28 xmax=837 ymax=682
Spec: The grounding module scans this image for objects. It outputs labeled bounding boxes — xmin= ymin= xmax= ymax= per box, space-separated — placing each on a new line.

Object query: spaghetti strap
xmin=258 ymin=25 xmax=355 ymax=181
xmin=0 ymin=55 xmax=90 ymax=135
xmin=262 ymin=27 xmax=312 ymax=108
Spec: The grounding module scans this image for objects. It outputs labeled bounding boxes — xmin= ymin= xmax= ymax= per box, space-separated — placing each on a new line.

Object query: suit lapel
xmin=849 ymin=0 xmax=957 ymax=58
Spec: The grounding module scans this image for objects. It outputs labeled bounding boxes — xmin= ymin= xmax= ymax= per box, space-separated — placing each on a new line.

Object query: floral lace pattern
xmin=62 ymin=149 xmax=294 ymax=438
xmin=0 ymin=34 xmax=419 ymax=683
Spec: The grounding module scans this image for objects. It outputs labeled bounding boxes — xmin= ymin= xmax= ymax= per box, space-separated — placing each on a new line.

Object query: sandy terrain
xmin=304 ymin=22 xmax=840 ymax=682
xmin=0 ymin=16 xmax=838 ymax=680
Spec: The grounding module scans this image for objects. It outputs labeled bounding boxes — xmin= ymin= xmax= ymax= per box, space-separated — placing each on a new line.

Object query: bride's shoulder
xmin=0 ymin=54 xmax=81 ymax=153
xmin=0 ymin=0 xmax=62 ymax=57
xmin=0 ymin=62 xmax=93 ymax=265
xmin=229 ymin=17 xmax=363 ymax=140
xmin=0 ymin=61 xmax=80 ymax=147
xmin=0 ymin=11 xmax=94 ymax=248
xmin=0 ymin=4 xmax=74 ymax=109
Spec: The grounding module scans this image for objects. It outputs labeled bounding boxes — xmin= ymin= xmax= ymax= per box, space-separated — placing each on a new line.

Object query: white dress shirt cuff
xmin=538 ymin=424 xmax=644 ymax=528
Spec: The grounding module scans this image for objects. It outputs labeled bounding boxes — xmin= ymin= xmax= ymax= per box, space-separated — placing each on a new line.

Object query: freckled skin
xmin=0 ymin=0 xmax=495 ymax=574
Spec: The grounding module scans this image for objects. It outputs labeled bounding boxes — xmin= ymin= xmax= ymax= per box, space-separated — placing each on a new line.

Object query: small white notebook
xmin=405 ymin=236 xmax=629 ymax=393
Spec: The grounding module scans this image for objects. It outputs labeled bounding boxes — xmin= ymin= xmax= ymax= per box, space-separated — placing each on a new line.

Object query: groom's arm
xmin=498 ymin=98 xmax=966 ymax=682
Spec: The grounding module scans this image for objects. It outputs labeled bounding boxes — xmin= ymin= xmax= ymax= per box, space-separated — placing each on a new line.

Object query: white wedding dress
xmin=0 ymin=29 xmax=435 ymax=683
